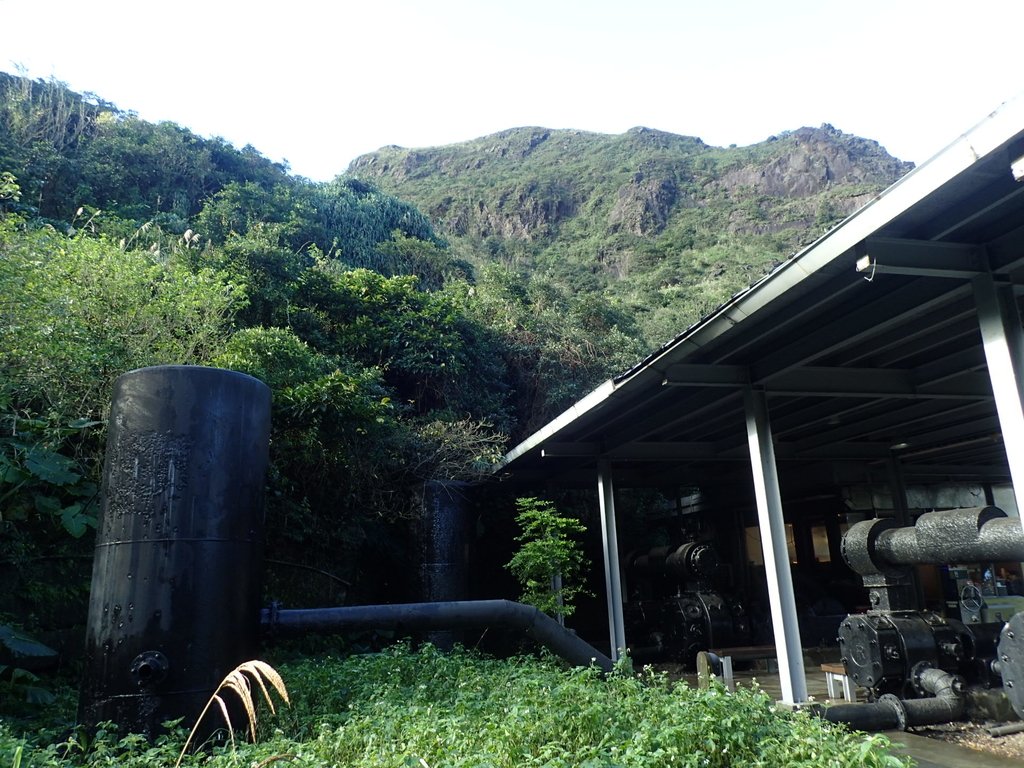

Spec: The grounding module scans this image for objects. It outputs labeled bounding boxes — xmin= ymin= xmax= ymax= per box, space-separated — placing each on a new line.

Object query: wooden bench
xmin=697 ymin=645 xmax=778 ymax=691
xmin=821 ymin=662 xmax=856 ymax=702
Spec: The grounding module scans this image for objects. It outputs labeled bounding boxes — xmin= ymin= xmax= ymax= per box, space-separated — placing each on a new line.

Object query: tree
xmin=0 ymin=209 xmax=241 ymax=548
xmin=506 ymin=497 xmax=590 ymax=619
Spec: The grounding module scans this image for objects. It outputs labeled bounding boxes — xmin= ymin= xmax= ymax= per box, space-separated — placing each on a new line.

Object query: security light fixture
xmin=1012 ymin=154 xmax=1024 ymax=182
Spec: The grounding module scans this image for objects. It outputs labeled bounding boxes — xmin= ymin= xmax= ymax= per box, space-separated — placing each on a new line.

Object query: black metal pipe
xmin=900 ymin=668 xmax=966 ymax=727
xmin=823 ymin=668 xmax=965 ymax=731
xmin=989 ymin=722 xmax=1024 ymax=737
xmin=823 ymin=699 xmax=903 ymax=731
xmin=419 ymin=481 xmax=472 ymax=649
xmin=261 ymin=599 xmax=615 ymax=672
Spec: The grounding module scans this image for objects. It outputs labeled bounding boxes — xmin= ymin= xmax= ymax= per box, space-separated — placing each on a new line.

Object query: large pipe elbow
xmin=261 ymin=599 xmax=615 ymax=672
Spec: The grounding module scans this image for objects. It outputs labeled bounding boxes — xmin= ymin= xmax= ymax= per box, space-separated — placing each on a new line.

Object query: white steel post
xmin=974 ymin=274 xmax=1024 ymax=530
xmin=744 ymin=386 xmax=807 ymax=704
xmin=597 ymin=461 xmax=627 ymax=662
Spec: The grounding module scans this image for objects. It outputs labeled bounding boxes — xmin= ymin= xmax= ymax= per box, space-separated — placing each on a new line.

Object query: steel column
xmin=597 ymin=461 xmax=626 ymax=661
xmin=974 ymin=274 xmax=1024 ymax=532
xmin=744 ymin=387 xmax=807 ymax=703
xmin=887 ymin=453 xmax=924 ymax=607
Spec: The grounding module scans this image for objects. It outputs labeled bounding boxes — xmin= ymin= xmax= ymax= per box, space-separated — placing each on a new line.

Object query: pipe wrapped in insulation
xmin=845 ymin=507 xmax=1024 ymax=575
xmin=261 ymin=599 xmax=615 ymax=672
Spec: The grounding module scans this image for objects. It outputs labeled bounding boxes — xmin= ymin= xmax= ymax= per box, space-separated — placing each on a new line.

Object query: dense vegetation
xmin=2 ymin=645 xmax=912 ymax=767
xmin=0 ymin=72 xmax=647 ymax=623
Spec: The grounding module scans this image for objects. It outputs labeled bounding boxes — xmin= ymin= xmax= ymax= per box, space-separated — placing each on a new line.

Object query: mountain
xmin=349 ymin=125 xmax=913 ymax=346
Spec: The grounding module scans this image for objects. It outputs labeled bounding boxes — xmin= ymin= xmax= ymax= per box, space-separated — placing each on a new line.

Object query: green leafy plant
xmin=506 ymin=497 xmax=590 ymax=619
xmin=277 ymin=644 xmax=913 ymax=768
xmin=0 ymin=415 xmax=99 ymax=539
xmin=0 ymin=623 xmax=57 ymax=705
xmin=1 ymin=645 xmax=913 ymax=767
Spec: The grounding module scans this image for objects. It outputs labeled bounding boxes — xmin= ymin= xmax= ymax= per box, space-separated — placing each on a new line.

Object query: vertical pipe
xmin=79 ymin=366 xmax=271 ymax=737
xmin=886 ymin=453 xmax=924 ymax=607
xmin=974 ymin=273 xmax=1024 ymax=536
xmin=420 ymin=480 xmax=471 ymax=647
xmin=744 ymin=386 xmax=807 ymax=704
xmin=597 ymin=461 xmax=626 ymax=661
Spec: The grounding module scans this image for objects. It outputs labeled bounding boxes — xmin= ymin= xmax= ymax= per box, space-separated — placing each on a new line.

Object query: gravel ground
xmin=913 ymin=720 xmax=1024 ymax=759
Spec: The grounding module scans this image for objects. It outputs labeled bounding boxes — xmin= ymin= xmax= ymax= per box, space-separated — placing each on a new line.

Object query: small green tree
xmin=506 ymin=497 xmax=590 ymax=619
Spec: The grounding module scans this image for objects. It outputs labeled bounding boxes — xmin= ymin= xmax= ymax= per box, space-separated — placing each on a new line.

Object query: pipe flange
xmin=910 ymin=661 xmax=933 ymax=697
xmin=878 ymin=693 xmax=907 ymax=731
xmin=130 ymin=650 xmax=169 ymax=687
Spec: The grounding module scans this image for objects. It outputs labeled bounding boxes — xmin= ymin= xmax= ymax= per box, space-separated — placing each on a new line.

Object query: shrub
xmin=506 ymin=497 xmax=590 ymax=619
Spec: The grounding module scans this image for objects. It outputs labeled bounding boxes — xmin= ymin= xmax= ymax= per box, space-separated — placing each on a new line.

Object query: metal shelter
xmin=496 ymin=95 xmax=1024 ymax=704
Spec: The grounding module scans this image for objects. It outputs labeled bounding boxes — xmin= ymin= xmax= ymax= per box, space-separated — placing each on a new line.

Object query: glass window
xmin=811 ymin=525 xmax=831 ymax=563
xmin=745 ymin=524 xmax=798 ymax=565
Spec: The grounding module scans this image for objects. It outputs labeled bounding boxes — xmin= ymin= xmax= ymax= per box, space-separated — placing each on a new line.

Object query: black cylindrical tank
xmin=79 ymin=366 xmax=271 ymax=737
xmin=419 ymin=480 xmax=471 ymax=648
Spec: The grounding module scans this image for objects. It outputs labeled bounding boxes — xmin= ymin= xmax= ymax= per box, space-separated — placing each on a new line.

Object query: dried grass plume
xmin=175 ymin=660 xmax=290 ymax=768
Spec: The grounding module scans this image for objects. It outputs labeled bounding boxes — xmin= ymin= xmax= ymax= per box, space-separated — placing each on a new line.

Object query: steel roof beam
xmin=856 ymin=237 xmax=985 ymax=280
xmin=791 ymin=401 xmax=992 ymax=452
xmin=900 ymin=464 xmax=1010 ymax=480
xmin=752 ymin=280 xmax=972 ymax=381
xmin=664 ymin=364 xmax=991 ymax=399
xmin=835 ymin=302 xmax=977 ymax=366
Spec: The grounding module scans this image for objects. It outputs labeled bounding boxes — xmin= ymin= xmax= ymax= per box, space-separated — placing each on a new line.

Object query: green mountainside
xmin=350 ymin=125 xmax=912 ymax=346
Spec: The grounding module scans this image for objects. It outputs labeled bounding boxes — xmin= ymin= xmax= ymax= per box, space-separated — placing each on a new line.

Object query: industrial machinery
xmin=624 ymin=540 xmax=750 ymax=664
xmin=829 ymin=506 xmax=1024 ymax=729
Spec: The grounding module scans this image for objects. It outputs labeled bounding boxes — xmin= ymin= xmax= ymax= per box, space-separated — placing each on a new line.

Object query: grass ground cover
xmin=2 ymin=644 xmax=911 ymax=767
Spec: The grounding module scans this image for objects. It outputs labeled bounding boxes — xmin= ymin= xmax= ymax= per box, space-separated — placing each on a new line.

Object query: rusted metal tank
xmin=79 ymin=366 xmax=271 ymax=737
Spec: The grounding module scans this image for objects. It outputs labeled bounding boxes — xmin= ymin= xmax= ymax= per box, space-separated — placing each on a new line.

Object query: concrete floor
xmin=885 ymin=731 xmax=1010 ymax=768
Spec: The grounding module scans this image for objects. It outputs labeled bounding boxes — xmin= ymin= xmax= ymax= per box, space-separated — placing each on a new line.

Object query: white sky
xmin=3 ymin=0 xmax=1023 ymax=182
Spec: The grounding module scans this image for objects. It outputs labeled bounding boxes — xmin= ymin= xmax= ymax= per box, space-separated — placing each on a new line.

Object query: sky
xmin=3 ymin=0 xmax=1023 ymax=182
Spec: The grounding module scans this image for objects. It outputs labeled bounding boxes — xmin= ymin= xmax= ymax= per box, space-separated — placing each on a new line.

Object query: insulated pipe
xmin=879 ymin=508 xmax=1024 ymax=564
xmin=899 ymin=667 xmax=966 ymax=727
xmin=261 ymin=599 xmax=615 ymax=673
xmin=844 ymin=507 xmax=1024 ymax=577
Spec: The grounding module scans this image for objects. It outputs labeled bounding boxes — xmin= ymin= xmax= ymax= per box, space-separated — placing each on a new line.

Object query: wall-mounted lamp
xmin=1012 ymin=154 xmax=1024 ymax=182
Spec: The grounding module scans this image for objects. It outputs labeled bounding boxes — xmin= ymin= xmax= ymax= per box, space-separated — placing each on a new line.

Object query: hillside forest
xmin=0 ymin=71 xmax=914 ymax=627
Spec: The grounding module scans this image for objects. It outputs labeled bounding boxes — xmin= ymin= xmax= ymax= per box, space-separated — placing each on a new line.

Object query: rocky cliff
xmin=348 ymin=123 xmax=913 ymax=346
xmin=350 ymin=123 xmax=910 ymax=248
